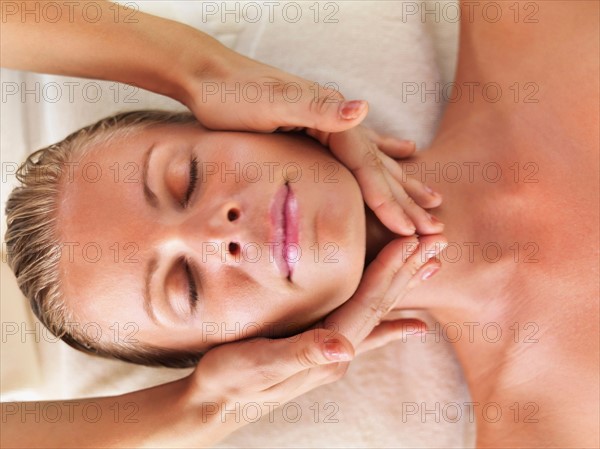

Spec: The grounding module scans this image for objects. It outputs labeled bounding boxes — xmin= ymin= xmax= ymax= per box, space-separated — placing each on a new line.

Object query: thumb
xmin=274 ymin=81 xmax=369 ymax=133
xmin=284 ymin=328 xmax=356 ymax=369
xmin=302 ymin=96 xmax=369 ymax=134
xmin=356 ymin=319 xmax=427 ymax=355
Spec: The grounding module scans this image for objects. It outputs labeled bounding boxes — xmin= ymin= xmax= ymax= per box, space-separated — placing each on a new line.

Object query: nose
xmin=189 ymin=200 xmax=243 ymax=257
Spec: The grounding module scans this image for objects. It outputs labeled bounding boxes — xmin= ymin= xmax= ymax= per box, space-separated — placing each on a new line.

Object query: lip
xmin=269 ymin=183 xmax=300 ymax=280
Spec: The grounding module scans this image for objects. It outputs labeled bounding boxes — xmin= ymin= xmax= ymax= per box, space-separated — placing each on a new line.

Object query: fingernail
xmin=323 ymin=339 xmax=352 ymax=361
xmin=339 ymin=100 xmax=367 ymax=120
xmin=421 ymin=264 xmax=440 ymax=281
xmin=428 ymin=213 xmax=444 ymax=226
xmin=424 ymin=185 xmax=440 ymax=196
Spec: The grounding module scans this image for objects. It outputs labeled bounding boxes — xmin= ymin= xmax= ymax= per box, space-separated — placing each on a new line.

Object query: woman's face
xmin=57 ymin=124 xmax=366 ymax=351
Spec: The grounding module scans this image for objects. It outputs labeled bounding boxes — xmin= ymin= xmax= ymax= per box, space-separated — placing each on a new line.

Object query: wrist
xmin=165 ymin=374 xmax=233 ymax=447
xmin=171 ymin=30 xmax=237 ymax=112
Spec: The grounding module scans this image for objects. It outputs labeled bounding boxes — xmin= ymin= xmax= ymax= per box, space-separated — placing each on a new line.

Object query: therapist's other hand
xmin=179 ymin=45 xmax=442 ymax=235
xmin=182 ymin=326 xmax=420 ymax=445
xmin=181 ymin=235 xmax=445 ymax=444
xmin=311 ymin=126 xmax=444 ymax=235
xmin=323 ymin=235 xmax=447 ymax=347
xmin=179 ymin=46 xmax=368 ymax=133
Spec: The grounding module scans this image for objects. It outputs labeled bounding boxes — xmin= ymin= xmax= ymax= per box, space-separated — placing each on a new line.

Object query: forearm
xmin=1 ymin=376 xmax=229 ymax=448
xmin=0 ymin=0 xmax=227 ymax=103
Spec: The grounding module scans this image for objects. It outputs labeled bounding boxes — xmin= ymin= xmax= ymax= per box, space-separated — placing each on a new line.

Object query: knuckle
xmin=320 ymin=85 xmax=344 ymax=103
xmin=310 ymin=91 xmax=336 ymax=117
xmin=408 ymin=259 xmax=423 ymax=277
xmin=364 ymin=295 xmax=394 ymax=322
xmin=404 ymin=194 xmax=416 ymax=206
xmin=257 ymin=367 xmax=281 ymax=383
xmin=250 ymin=351 xmax=288 ymax=386
xmin=295 ymin=345 xmax=319 ymax=368
xmin=238 ymin=344 xmax=281 ymax=381
xmin=367 ymin=302 xmax=386 ymax=321
xmin=372 ymin=191 xmax=398 ymax=212
xmin=362 ymin=147 xmax=382 ymax=169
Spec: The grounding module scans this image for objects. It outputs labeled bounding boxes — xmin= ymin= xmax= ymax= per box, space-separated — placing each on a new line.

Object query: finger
xmin=329 ymin=131 xmax=417 ymax=234
xmin=193 ymin=73 xmax=368 ymax=133
xmin=306 ymin=83 xmax=369 ymax=131
xmin=275 ymin=126 xmax=305 ymax=133
xmin=262 ymin=359 xmax=350 ymax=401
xmin=323 ymin=237 xmax=419 ymax=348
xmin=195 ymin=328 xmax=354 ymax=394
xmin=386 ymin=236 xmax=447 ymax=307
xmin=360 ymin=126 xmax=379 ymax=142
xmin=331 ymin=129 xmax=433 ymax=235
xmin=379 ymin=154 xmax=442 ymax=209
xmin=327 ymin=127 xmax=442 ymax=234
xmin=255 ymin=329 xmax=355 ymax=398
xmin=257 ymin=329 xmax=354 ymax=382
xmin=360 ymin=168 xmax=417 ymax=235
xmin=401 ymin=176 xmax=443 ymax=209
xmin=360 ymin=127 xmax=417 ymax=158
xmin=376 ymin=137 xmax=417 ymax=159
xmin=271 ymin=80 xmax=369 ymax=133
xmin=325 ymin=235 xmax=447 ymax=348
xmin=355 ymin=319 xmax=426 ymax=355
xmin=382 ymin=170 xmax=445 ymax=235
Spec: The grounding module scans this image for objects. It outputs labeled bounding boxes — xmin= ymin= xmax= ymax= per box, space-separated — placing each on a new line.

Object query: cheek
xmin=195 ymin=233 xmax=365 ymax=342
xmin=203 ymin=271 xmax=275 ymax=323
xmin=311 ymin=244 xmax=364 ymax=307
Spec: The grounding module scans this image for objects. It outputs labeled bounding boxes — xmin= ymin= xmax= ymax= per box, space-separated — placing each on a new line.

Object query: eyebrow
xmin=143 ymin=253 xmax=160 ymax=325
xmin=142 ymin=144 xmax=159 ymax=208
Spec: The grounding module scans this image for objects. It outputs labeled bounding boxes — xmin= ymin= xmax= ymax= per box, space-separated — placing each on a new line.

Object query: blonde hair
xmin=4 ymin=110 xmax=206 ymax=368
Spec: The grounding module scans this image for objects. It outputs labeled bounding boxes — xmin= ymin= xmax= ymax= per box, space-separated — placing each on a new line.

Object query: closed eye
xmin=184 ymin=257 xmax=199 ymax=312
xmin=182 ymin=156 xmax=198 ymax=207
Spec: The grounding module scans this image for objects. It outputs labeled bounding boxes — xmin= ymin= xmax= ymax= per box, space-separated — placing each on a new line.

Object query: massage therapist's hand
xmin=322 ymin=234 xmax=447 ymax=347
xmin=179 ymin=235 xmax=446 ymax=446
xmin=178 ymin=47 xmax=443 ymax=235
xmin=1 ymin=0 xmax=441 ymax=236
xmin=317 ymin=126 xmax=444 ymax=235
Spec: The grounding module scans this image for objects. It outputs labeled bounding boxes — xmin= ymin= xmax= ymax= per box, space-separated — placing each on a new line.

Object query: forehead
xmin=54 ymin=127 xmax=164 ymax=326
xmin=57 ymin=126 xmax=163 ymax=250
